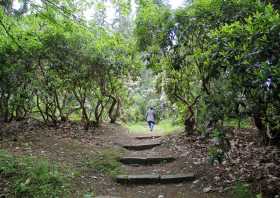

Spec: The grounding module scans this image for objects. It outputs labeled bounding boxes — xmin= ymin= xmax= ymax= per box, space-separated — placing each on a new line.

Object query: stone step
xmin=115 ymin=173 xmax=195 ymax=184
xmin=134 ymin=135 xmax=162 ymax=140
xmin=122 ymin=142 xmax=161 ymax=150
xmin=119 ymin=156 xmax=176 ymax=165
xmin=95 ymin=196 xmax=121 ymax=198
xmin=160 ymin=174 xmax=195 ymax=184
xmin=116 ymin=174 xmax=160 ymax=184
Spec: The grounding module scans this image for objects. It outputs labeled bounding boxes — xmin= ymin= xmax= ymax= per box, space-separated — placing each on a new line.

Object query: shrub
xmin=0 ymin=150 xmax=69 ymax=198
xmin=0 ymin=150 xmax=17 ymax=175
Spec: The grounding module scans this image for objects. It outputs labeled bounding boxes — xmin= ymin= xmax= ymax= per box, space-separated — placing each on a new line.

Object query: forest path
xmin=0 ymin=122 xmax=225 ymax=198
xmin=100 ymin=127 xmax=224 ymax=198
xmin=115 ymin=133 xmax=195 ymax=184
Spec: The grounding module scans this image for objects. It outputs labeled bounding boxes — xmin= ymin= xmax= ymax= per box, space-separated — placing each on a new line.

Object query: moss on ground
xmin=82 ymin=148 xmax=126 ymax=177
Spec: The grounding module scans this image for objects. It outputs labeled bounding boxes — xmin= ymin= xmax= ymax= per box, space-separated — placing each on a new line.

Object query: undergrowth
xmin=0 ymin=150 xmax=70 ymax=198
xmin=224 ymin=118 xmax=252 ymax=129
xmin=83 ymin=148 xmax=125 ymax=177
xmin=232 ymin=182 xmax=262 ymax=198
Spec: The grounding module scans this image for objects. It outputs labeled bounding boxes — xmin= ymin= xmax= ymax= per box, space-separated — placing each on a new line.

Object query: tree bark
xmin=94 ymin=100 xmax=104 ymax=126
xmin=73 ymin=89 xmax=90 ymax=130
xmin=108 ymin=96 xmax=120 ymax=123
xmin=184 ymin=96 xmax=201 ymax=134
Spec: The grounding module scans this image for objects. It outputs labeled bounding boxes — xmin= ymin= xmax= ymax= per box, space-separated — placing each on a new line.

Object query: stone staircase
xmin=116 ymin=135 xmax=195 ymax=185
xmin=119 ymin=156 xmax=176 ymax=165
xmin=121 ymin=141 xmax=162 ymax=151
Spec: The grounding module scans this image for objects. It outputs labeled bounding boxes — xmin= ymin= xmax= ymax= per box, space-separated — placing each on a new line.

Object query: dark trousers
xmin=147 ymin=121 xmax=155 ymax=131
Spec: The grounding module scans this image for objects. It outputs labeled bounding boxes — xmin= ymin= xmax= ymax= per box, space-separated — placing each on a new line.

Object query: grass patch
xmin=125 ymin=119 xmax=183 ymax=135
xmin=83 ymin=148 xmax=125 ymax=177
xmin=0 ymin=150 xmax=70 ymax=198
xmin=232 ymin=182 xmax=255 ymax=198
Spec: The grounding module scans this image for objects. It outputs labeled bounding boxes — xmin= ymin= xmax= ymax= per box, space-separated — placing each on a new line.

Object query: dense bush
xmin=0 ymin=1 xmax=139 ymax=128
xmin=135 ymin=0 xmax=280 ymax=143
xmin=203 ymin=5 xmax=280 ymax=142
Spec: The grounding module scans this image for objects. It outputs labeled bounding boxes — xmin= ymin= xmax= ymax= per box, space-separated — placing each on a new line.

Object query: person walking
xmin=146 ymin=107 xmax=156 ymax=132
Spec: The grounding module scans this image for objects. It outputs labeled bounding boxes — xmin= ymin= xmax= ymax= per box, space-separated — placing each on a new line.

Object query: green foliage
xmin=0 ymin=1 xmax=141 ymax=126
xmin=135 ymin=0 xmax=172 ymax=54
xmin=135 ymin=0 xmax=265 ymax=132
xmin=0 ymin=150 xmax=69 ymax=198
xmin=232 ymin=182 xmax=254 ymax=198
xmin=135 ymin=0 xmax=280 ymax=142
xmin=224 ymin=118 xmax=252 ymax=129
xmin=83 ymin=149 xmax=125 ymax=177
xmin=256 ymin=193 xmax=263 ymax=198
xmin=208 ymin=146 xmax=224 ymax=165
xmin=123 ymin=66 xmax=176 ymax=123
xmin=204 ymin=4 xmax=280 ymax=139
xmin=0 ymin=150 xmax=17 ymax=174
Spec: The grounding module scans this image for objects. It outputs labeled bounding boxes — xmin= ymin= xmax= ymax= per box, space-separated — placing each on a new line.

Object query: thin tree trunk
xmin=54 ymin=90 xmax=66 ymax=121
xmin=36 ymin=95 xmax=46 ymax=122
xmin=73 ymin=89 xmax=90 ymax=130
xmin=108 ymin=96 xmax=120 ymax=123
xmin=94 ymin=100 xmax=104 ymax=126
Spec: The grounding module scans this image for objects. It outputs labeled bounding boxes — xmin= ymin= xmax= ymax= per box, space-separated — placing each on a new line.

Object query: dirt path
xmin=107 ymin=131 xmax=224 ymax=198
xmin=0 ymin=122 xmax=226 ymax=198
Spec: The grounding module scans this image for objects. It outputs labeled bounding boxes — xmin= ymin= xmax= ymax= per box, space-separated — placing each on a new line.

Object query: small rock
xmin=216 ymin=187 xmax=224 ymax=193
xmin=203 ymin=186 xmax=212 ymax=193
xmin=214 ymin=176 xmax=220 ymax=181
xmin=193 ymin=179 xmax=200 ymax=184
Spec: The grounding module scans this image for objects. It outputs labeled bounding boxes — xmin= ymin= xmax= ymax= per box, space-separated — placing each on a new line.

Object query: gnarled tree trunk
xmin=94 ymin=100 xmax=104 ymax=127
xmin=108 ymin=96 xmax=120 ymax=123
